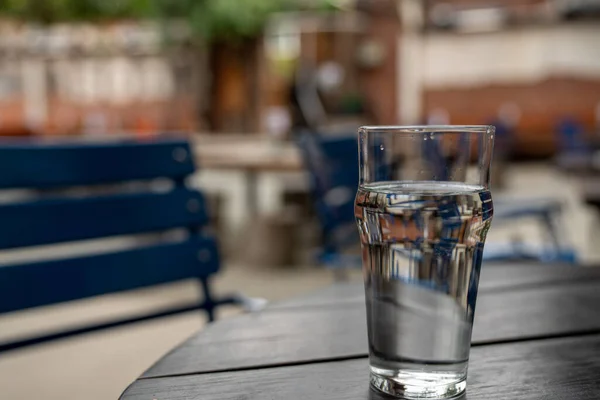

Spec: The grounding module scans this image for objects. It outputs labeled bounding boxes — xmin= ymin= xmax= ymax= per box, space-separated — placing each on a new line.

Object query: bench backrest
xmin=0 ymin=139 xmax=218 ymax=317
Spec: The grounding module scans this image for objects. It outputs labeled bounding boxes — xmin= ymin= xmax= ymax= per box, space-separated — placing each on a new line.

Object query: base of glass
xmin=370 ymin=366 xmax=466 ymax=399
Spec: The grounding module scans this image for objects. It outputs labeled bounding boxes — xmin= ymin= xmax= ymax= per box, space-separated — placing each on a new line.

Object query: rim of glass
xmin=359 ymin=125 xmax=494 ymax=134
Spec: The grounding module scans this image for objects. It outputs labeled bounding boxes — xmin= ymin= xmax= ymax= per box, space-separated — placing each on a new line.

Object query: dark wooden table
xmin=121 ymin=263 xmax=600 ymax=399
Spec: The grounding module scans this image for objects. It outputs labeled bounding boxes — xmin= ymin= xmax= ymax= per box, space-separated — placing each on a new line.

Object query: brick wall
xmin=357 ymin=0 xmax=400 ymax=125
xmin=424 ymin=76 xmax=600 ymax=156
xmin=0 ymin=96 xmax=198 ymax=137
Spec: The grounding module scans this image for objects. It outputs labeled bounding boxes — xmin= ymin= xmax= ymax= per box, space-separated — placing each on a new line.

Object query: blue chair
xmin=0 ymin=138 xmax=250 ymax=352
xmin=557 ymin=118 xmax=590 ymax=155
xmin=476 ymin=121 xmax=578 ymax=264
xmin=492 ymin=119 xmax=514 ymax=155
xmin=296 ymin=132 xmax=360 ymax=274
xmin=484 ymin=198 xmax=577 ymax=264
xmin=555 ymin=118 xmax=594 ymax=173
xmin=297 ymin=130 xmax=576 ymax=269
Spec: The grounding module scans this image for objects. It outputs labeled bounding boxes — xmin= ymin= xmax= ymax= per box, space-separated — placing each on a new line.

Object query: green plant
xmin=157 ymin=0 xmax=340 ymax=43
xmin=0 ymin=0 xmax=338 ymax=42
xmin=183 ymin=0 xmax=293 ymax=42
xmin=0 ymin=0 xmax=153 ymax=23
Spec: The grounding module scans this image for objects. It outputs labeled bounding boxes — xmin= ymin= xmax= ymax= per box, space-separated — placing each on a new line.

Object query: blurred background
xmin=0 ymin=0 xmax=600 ymax=398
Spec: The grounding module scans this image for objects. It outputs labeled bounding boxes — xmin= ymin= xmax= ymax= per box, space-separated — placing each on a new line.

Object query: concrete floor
xmin=0 ymin=264 xmax=353 ymax=400
xmin=0 ymin=162 xmax=599 ymax=400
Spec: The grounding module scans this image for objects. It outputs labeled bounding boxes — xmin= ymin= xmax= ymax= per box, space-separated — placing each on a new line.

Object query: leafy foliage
xmin=0 ymin=0 xmax=337 ymax=41
xmin=184 ymin=0 xmax=291 ymax=41
xmin=0 ymin=0 xmax=154 ymax=23
xmin=154 ymin=0 xmax=337 ymax=41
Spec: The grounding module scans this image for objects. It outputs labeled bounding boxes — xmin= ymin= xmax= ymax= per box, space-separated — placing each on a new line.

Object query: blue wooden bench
xmin=0 ymin=138 xmax=246 ymax=352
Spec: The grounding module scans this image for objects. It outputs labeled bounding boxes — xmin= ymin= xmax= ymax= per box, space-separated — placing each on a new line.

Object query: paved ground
xmin=0 ymin=162 xmax=598 ymax=400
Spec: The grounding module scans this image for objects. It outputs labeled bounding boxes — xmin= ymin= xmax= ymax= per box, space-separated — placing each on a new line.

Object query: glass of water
xmin=355 ymin=126 xmax=494 ymax=399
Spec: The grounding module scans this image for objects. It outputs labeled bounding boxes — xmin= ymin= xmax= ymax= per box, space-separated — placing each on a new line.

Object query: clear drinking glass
xmin=355 ymin=126 xmax=494 ymax=399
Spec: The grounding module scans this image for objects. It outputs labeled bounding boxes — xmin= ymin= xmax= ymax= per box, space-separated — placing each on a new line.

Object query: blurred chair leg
xmin=200 ymin=278 xmax=217 ymax=322
xmin=540 ymin=212 xmax=561 ymax=251
xmin=540 ymin=210 xmax=577 ymax=263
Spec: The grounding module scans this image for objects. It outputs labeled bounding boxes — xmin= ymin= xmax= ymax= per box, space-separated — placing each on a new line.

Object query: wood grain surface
xmin=142 ymin=279 xmax=600 ymax=378
xmin=122 ymin=334 xmax=600 ymax=400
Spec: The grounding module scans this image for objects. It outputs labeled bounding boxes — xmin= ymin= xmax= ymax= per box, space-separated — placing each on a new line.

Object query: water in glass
xmin=355 ymin=181 xmax=493 ymax=399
